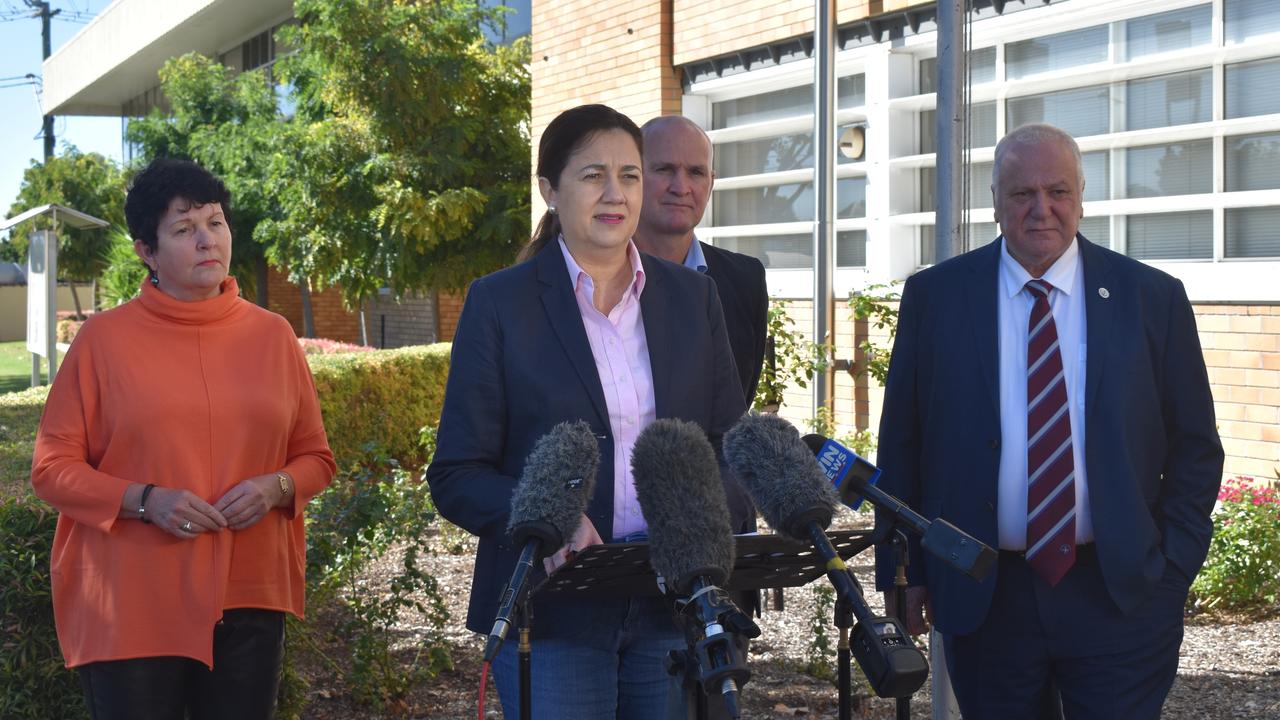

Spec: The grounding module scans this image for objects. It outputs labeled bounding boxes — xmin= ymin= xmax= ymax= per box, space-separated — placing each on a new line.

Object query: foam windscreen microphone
xmin=632 ymin=418 xmax=756 ymax=719
xmin=800 ymin=434 xmax=997 ymax=583
xmin=482 ymin=420 xmax=599 ymax=662
xmin=725 ymin=413 xmax=928 ymax=699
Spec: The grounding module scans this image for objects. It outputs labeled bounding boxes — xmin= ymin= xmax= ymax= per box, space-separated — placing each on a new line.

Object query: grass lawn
xmin=0 ymin=340 xmax=61 ymax=395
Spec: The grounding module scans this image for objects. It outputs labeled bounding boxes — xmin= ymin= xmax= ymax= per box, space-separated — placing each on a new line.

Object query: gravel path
xmin=298 ymin=518 xmax=1280 ymax=719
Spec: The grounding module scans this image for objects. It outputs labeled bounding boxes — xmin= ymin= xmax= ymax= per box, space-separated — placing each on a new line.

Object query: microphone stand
xmin=892 ymin=529 xmax=911 ymax=720
xmin=666 ymin=579 xmax=756 ymax=720
xmin=517 ymin=600 xmax=532 ymax=720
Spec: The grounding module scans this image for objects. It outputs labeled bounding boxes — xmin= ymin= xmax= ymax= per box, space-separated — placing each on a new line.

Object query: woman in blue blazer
xmin=426 ymin=104 xmax=751 ymax=719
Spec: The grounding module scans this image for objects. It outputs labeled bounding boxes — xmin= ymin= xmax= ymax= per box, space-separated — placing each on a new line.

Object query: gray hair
xmin=991 ymin=123 xmax=1084 ymax=192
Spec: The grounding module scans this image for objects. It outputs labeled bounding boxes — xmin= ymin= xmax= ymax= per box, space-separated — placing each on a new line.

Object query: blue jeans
xmin=491 ymin=594 xmax=688 ymax=719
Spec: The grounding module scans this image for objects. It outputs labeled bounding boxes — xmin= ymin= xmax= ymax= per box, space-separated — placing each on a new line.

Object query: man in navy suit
xmin=634 ymin=115 xmax=769 ymax=407
xmin=873 ymin=123 xmax=1223 ymax=718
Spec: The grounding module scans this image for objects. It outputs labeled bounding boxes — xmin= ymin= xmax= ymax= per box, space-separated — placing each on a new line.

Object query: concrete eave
xmin=42 ymin=0 xmax=292 ymax=117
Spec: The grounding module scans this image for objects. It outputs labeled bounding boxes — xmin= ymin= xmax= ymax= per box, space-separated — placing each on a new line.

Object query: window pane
xmin=1124 ymin=141 xmax=1212 ymax=198
xmin=919 ymin=47 xmax=996 ymax=94
xmin=1007 ymin=25 xmax=1108 ymax=80
xmin=1126 ymin=70 xmax=1211 ymax=130
xmin=1226 ymin=207 xmax=1280 ymax=258
xmin=715 ymin=234 xmax=811 ymax=269
xmin=1082 ymin=151 xmax=1110 ymax=202
xmin=921 ymin=101 xmax=997 ymax=154
xmin=838 ymin=74 xmax=865 ymax=109
xmin=919 ymin=222 xmax=996 ymax=265
xmin=920 ymin=162 xmax=996 ymax=213
xmin=713 ymin=183 xmax=813 ymax=225
xmin=1126 ymin=212 xmax=1212 ymax=260
xmin=714 ymin=134 xmax=812 ymax=178
xmin=837 ymin=177 xmax=867 ymax=219
xmin=1127 ymin=5 xmax=1211 ymax=60
xmin=1225 ymin=0 xmax=1280 ymax=45
xmin=712 ymin=85 xmax=812 ymax=129
xmin=1226 ymin=58 xmax=1280 ymax=119
xmin=837 ymin=230 xmax=866 ymax=267
xmin=1008 ymin=86 xmax=1110 ymax=138
xmin=1078 ymin=216 xmax=1111 ymax=248
xmin=1226 ymin=132 xmax=1280 ymax=191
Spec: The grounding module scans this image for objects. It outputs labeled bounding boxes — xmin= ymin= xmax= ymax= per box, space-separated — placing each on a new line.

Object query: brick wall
xmin=672 ymin=0 xmax=931 ymax=66
xmin=436 ymin=290 xmax=468 ymax=343
xmin=367 ymin=291 xmax=438 ymax=348
xmin=265 ymin=267 xmax=362 ymax=344
xmin=1196 ymin=304 xmax=1280 ymax=480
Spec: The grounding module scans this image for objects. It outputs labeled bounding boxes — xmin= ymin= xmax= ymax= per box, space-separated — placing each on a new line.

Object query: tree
xmin=261 ymin=0 xmax=531 ymax=320
xmin=126 ymin=53 xmax=286 ymax=306
xmin=5 ymin=149 xmax=126 ymax=316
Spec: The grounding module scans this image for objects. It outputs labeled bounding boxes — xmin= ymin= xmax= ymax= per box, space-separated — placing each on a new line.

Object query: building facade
xmin=532 ymin=0 xmax=1280 ymax=478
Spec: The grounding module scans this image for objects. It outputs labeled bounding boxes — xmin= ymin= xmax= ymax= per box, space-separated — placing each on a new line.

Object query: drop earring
xmin=149 ymin=267 xmax=159 ymax=286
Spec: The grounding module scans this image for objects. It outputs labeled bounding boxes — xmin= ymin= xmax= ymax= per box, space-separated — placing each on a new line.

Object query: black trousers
xmin=78 ymin=608 xmax=285 ymax=720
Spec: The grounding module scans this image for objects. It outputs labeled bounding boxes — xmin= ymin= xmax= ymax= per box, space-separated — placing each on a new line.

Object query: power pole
xmin=26 ymin=0 xmax=60 ymax=160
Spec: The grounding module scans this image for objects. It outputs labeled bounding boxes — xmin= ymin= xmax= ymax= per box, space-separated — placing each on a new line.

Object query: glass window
xmin=1226 ymin=132 xmax=1280 ymax=192
xmin=1126 ymin=212 xmax=1213 ymax=260
xmin=712 ymin=85 xmax=812 ymax=129
xmin=919 ymin=47 xmax=996 ymax=95
xmin=919 ymin=222 xmax=997 ymax=266
xmin=837 ymin=230 xmax=866 ymax=267
xmin=1123 ymin=141 xmax=1212 ymax=198
xmin=921 ymin=101 xmax=997 ymax=154
xmin=1008 ymin=86 xmax=1110 ymax=138
xmin=1226 ymin=58 xmax=1280 ymax=119
xmin=1081 ymin=151 xmax=1110 ymax=202
xmin=1126 ymin=5 xmax=1211 ymax=60
xmin=714 ymin=134 xmax=812 ymax=178
xmin=713 ymin=183 xmax=813 ymax=225
xmin=1078 ymin=216 xmax=1111 ymax=248
xmin=1225 ymin=0 xmax=1280 ymax=45
xmin=715 ymin=234 xmax=811 ymax=269
xmin=1006 ymin=25 xmax=1108 ymax=80
xmin=1126 ymin=70 xmax=1211 ymax=130
xmin=920 ymin=162 xmax=995 ymax=213
xmin=837 ymin=177 xmax=867 ymax=219
xmin=838 ymin=74 xmax=865 ymax=109
xmin=1226 ymin=207 xmax=1280 ymax=258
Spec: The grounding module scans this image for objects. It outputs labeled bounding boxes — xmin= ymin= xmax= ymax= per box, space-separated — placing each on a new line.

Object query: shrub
xmin=309 ymin=344 xmax=451 ymax=469
xmin=298 ymin=338 xmax=376 ymax=355
xmin=0 ymin=497 xmax=84 ymax=719
xmin=756 ymin=303 xmax=831 ymax=412
xmin=1191 ymin=476 xmax=1280 ymax=611
xmin=0 ymin=387 xmax=49 ymax=498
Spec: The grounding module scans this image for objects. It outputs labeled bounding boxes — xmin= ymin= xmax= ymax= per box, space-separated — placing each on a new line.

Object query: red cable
xmin=477 ymin=660 xmax=490 ymax=720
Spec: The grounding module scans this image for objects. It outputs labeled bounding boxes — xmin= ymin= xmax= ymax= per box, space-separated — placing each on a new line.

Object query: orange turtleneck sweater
xmin=32 ymin=278 xmax=336 ymax=669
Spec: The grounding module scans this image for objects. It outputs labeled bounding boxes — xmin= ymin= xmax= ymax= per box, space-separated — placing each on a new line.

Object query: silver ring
xmin=181 ymin=521 xmax=194 ymax=532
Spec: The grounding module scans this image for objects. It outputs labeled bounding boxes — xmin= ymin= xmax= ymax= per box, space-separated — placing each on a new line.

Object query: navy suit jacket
xmin=702 ymin=241 xmax=769 ymax=406
xmin=426 ymin=242 xmax=751 ymax=635
xmin=873 ymin=236 xmax=1223 ymax=635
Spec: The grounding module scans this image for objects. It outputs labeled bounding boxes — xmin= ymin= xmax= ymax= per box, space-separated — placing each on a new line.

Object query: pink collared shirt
xmin=558 ymin=238 xmax=657 ymax=540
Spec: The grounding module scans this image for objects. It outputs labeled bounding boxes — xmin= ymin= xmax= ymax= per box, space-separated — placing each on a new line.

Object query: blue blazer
xmin=873 ymin=236 xmax=1223 ymax=635
xmin=427 ymin=242 xmax=751 ymax=635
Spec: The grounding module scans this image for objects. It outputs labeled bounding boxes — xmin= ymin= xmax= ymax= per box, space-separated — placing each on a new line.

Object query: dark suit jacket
xmin=702 ymin=241 xmax=769 ymax=406
xmin=426 ymin=242 xmax=751 ymax=636
xmin=873 ymin=236 xmax=1223 ymax=635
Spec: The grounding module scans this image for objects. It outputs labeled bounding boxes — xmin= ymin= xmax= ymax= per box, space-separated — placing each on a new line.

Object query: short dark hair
xmin=517 ymin=104 xmax=643 ymax=262
xmin=124 ymin=158 xmax=232 ymax=253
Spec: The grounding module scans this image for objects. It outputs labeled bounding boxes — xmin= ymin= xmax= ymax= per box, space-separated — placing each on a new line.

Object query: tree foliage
xmin=5 ymin=148 xmax=125 ymax=284
xmin=261 ymin=0 xmax=532 ymax=306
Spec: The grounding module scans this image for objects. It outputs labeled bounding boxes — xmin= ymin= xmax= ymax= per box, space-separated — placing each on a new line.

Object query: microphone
xmin=801 ymin=434 xmax=997 ymax=582
xmin=632 ymin=418 xmax=758 ymax=720
xmin=482 ymin=420 xmax=599 ymax=662
xmin=724 ymin=413 xmax=928 ymax=699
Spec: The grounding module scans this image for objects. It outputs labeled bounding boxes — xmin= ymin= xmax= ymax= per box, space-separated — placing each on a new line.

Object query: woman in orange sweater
xmin=31 ymin=158 xmax=336 ymax=720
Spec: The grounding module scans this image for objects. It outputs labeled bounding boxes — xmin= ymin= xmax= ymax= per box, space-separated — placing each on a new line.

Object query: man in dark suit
xmin=873 ymin=123 xmax=1223 ymax=718
xmin=634 ymin=115 xmax=769 ymax=407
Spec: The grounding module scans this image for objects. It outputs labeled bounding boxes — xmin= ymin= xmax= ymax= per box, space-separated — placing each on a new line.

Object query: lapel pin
xmin=1098 ymin=287 xmax=1110 ymax=299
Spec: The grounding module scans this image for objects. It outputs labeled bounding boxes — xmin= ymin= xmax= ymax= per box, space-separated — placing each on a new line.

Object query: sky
xmin=1 ymin=0 xmax=119 ymax=225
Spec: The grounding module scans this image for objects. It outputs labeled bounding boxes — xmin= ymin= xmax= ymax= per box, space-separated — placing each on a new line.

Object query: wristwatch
xmin=276 ymin=472 xmax=292 ymax=498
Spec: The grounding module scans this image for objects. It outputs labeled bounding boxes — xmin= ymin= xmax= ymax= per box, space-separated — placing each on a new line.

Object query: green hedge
xmin=309 ymin=343 xmax=451 ymax=469
xmin=0 ymin=344 xmax=451 ymax=717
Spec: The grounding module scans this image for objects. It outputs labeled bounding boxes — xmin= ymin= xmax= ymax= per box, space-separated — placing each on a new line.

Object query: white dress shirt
xmin=996 ymin=237 xmax=1094 ymax=550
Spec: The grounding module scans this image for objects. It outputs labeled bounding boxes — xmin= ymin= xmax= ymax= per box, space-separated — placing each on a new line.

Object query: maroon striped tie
xmin=1025 ymin=279 xmax=1075 ymax=586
